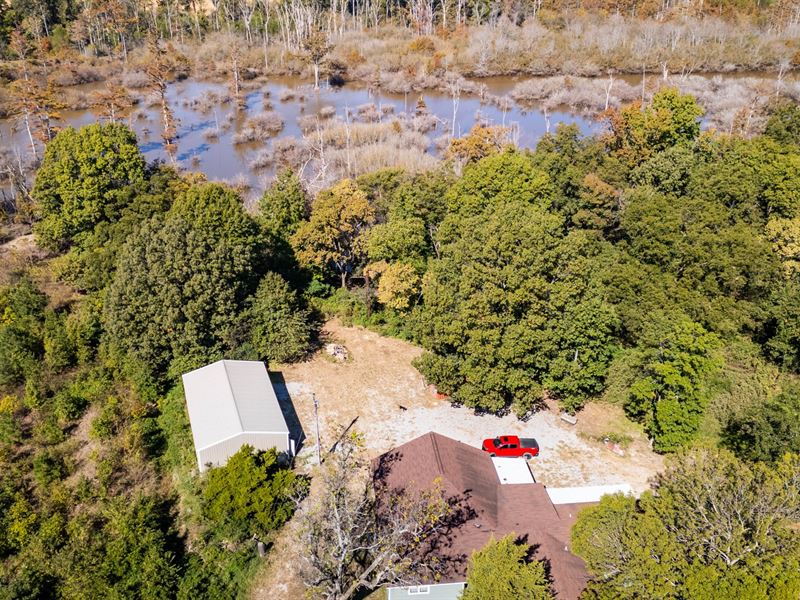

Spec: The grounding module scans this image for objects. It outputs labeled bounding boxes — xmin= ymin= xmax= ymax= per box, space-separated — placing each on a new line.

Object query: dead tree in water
xmin=91 ymin=83 xmax=134 ymax=123
xmin=8 ymin=78 xmax=64 ymax=162
xmin=230 ymin=45 xmax=246 ymax=111
xmin=144 ymin=36 xmax=179 ymax=161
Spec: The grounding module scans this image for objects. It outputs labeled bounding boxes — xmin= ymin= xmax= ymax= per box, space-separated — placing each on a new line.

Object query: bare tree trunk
xmin=23 ymin=111 xmax=37 ymax=162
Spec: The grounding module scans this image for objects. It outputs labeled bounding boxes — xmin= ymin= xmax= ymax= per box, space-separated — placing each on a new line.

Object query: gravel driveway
xmin=274 ymin=320 xmax=663 ymax=493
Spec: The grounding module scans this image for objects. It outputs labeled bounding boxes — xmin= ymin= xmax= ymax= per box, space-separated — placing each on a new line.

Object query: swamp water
xmin=0 ymin=76 xmax=597 ymax=195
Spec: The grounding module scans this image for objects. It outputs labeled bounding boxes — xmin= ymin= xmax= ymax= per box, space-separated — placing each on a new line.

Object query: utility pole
xmin=313 ymin=393 xmax=321 ymax=465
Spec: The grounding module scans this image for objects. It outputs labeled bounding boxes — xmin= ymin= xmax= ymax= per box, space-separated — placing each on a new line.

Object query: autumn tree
xmin=302 ymin=27 xmax=330 ymax=90
xmin=144 ymin=35 xmax=186 ymax=154
xmin=7 ymin=77 xmax=64 ymax=161
xmin=605 ymin=88 xmax=704 ymax=167
xmin=291 ymin=179 xmax=375 ymax=288
xmin=91 ymin=83 xmax=134 ymax=123
xmin=447 ymin=124 xmax=512 ymax=165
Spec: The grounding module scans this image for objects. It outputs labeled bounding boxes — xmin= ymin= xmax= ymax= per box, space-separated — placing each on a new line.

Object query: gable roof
xmin=376 ymin=432 xmax=591 ymax=599
xmin=182 ymin=360 xmax=289 ymax=451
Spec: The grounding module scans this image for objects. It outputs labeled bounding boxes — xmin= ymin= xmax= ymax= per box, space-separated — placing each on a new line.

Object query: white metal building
xmin=182 ymin=360 xmax=293 ymax=472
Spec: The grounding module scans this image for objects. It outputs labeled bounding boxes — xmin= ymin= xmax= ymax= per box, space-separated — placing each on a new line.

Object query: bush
xmin=33 ymin=449 xmax=67 ymax=487
xmin=53 ymin=389 xmax=89 ymax=423
xmin=202 ymin=445 xmax=306 ymax=541
xmin=0 ymin=279 xmax=47 ymax=387
xmin=43 ymin=310 xmax=75 ymax=372
xmin=90 ymin=396 xmax=122 ymax=440
xmin=723 ymin=386 xmax=800 ymax=462
xmin=246 ymin=272 xmax=312 ymax=364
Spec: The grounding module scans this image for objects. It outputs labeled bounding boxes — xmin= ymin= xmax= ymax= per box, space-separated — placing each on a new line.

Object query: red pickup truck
xmin=482 ymin=435 xmax=539 ymax=459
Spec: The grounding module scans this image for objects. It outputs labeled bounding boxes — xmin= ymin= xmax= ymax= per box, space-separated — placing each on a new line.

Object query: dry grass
xmin=233 ymin=111 xmax=285 ymax=144
xmin=300 ymin=117 xmax=437 ymax=190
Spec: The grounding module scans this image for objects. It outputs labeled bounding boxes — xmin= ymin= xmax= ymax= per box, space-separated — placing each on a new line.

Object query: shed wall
xmin=198 ymin=432 xmax=290 ymax=472
xmin=387 ymin=583 xmax=465 ymax=600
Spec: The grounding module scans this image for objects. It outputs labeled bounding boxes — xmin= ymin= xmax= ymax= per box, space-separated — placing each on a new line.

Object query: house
xmin=377 ymin=433 xmax=631 ymax=600
xmin=182 ymin=360 xmax=294 ymax=472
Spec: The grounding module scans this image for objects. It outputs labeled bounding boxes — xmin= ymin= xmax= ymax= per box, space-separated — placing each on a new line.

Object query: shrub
xmin=408 ymin=37 xmax=436 ymax=53
xmin=202 ymin=445 xmax=307 ymax=541
xmin=723 ymin=386 xmax=800 ymax=462
xmin=246 ymin=272 xmax=312 ymax=364
xmin=53 ymin=389 xmax=89 ymax=423
xmin=32 ymin=449 xmax=67 ymax=487
xmin=233 ymin=112 xmax=284 ymax=143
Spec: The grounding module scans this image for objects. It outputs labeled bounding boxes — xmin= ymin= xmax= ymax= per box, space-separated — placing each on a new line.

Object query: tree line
xmin=289 ymin=90 xmax=800 ymax=455
xmin=0 ymin=121 xmax=313 ymax=596
xmin=1 ymin=0 xmax=797 ymax=63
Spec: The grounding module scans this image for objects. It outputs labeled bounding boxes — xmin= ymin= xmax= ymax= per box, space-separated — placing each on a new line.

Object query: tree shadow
xmin=373 ymin=450 xmax=479 ymax=583
xmin=269 ymin=370 xmax=306 ymax=455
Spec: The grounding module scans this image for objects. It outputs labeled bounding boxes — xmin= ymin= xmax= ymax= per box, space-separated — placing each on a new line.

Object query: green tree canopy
xmin=573 ymin=449 xmax=800 ymax=599
xmin=444 ymin=148 xmax=553 ymax=219
xmin=764 ymin=100 xmax=800 ymax=148
xmin=461 ymin=535 xmax=553 ymax=600
xmin=412 ymin=201 xmax=615 ymax=415
xmin=32 ymin=122 xmax=146 ymax=251
xmin=723 ymin=385 xmax=800 ymax=462
xmin=258 ymin=169 xmax=308 ymax=237
xmin=0 ymin=278 xmax=47 ymax=387
xmin=245 ymin=271 xmax=312 ymax=364
xmin=625 ymin=319 xmax=722 ymax=452
xmin=202 ymin=445 xmax=305 ymax=541
xmin=104 ymin=182 xmax=264 ymax=382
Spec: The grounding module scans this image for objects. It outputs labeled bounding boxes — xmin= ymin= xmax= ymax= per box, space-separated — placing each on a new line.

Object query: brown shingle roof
xmin=375 ymin=432 xmax=591 ymax=600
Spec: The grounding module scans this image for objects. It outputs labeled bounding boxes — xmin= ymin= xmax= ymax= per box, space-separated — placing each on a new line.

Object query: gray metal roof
xmin=182 ymin=360 xmax=289 ymax=451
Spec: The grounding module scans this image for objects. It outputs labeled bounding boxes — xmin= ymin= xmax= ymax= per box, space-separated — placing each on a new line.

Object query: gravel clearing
xmin=275 ymin=320 xmax=663 ymax=494
xmin=252 ymin=319 xmax=664 ymax=598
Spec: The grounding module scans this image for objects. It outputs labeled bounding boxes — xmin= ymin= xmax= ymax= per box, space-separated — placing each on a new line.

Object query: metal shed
xmin=182 ymin=360 xmax=293 ymax=472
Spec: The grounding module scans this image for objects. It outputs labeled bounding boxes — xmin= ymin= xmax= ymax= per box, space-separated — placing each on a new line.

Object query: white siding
xmin=546 ymin=483 xmax=634 ymax=504
xmin=198 ymin=432 xmax=290 ymax=472
xmin=387 ymin=583 xmax=465 ymax=600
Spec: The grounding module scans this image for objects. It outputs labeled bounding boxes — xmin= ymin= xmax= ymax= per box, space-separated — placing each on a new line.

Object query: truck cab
xmin=482 ymin=435 xmax=539 ymax=459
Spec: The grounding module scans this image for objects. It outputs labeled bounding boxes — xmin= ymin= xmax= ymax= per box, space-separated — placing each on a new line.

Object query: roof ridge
xmin=220 ymin=360 xmax=245 ymax=432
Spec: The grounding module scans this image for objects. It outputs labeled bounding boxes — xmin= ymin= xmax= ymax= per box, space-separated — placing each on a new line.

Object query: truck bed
xmin=519 ymin=438 xmax=539 ymax=449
